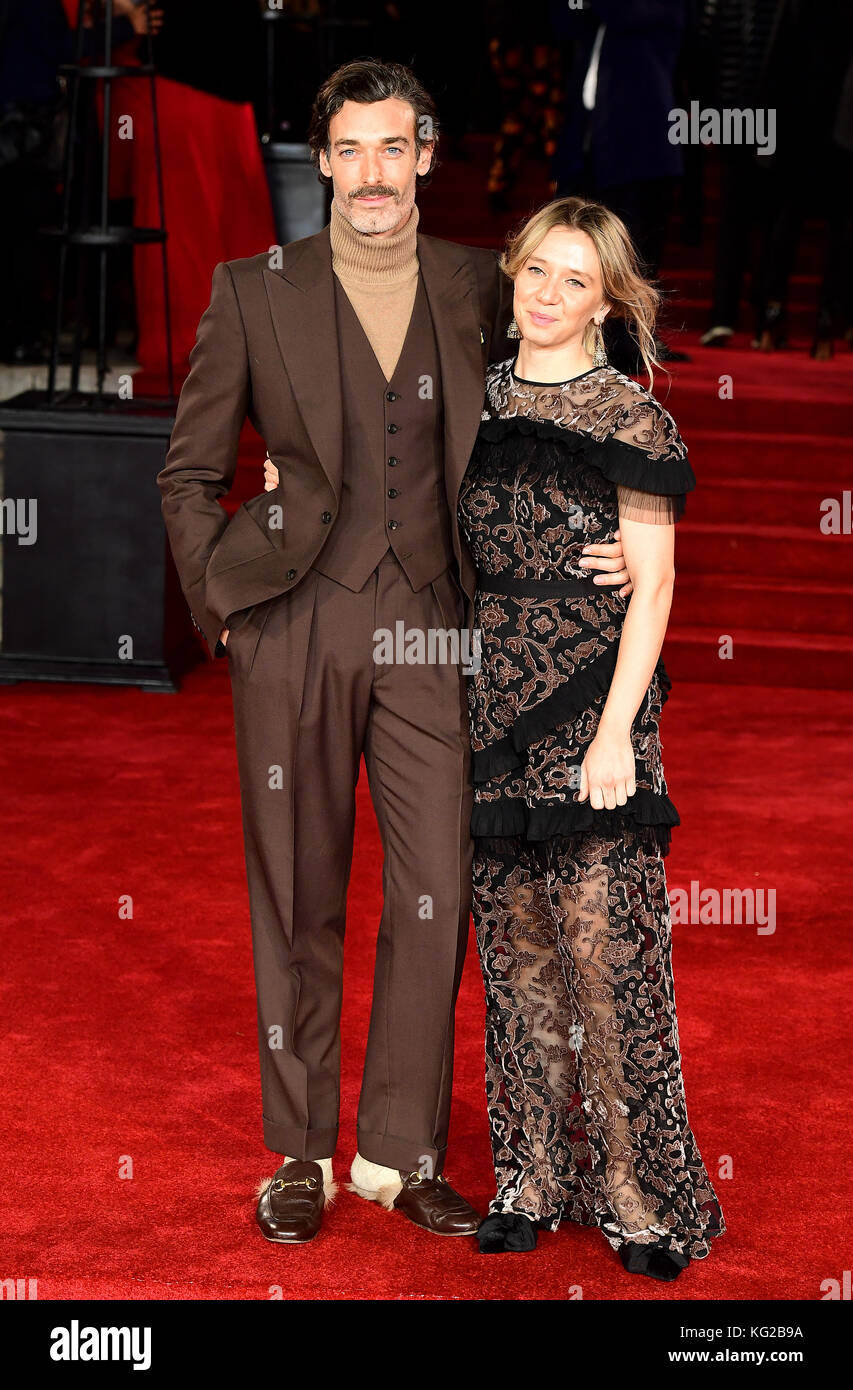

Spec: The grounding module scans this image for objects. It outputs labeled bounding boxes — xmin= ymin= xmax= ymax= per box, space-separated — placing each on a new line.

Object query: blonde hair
xmin=500 ymin=196 xmax=663 ymax=388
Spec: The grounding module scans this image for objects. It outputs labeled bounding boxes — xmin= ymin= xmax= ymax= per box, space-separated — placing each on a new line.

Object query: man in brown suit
xmin=158 ymin=59 xmax=629 ymax=1244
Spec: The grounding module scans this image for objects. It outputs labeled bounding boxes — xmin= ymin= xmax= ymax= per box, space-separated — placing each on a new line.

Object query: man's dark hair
xmin=308 ymin=58 xmax=440 ymax=187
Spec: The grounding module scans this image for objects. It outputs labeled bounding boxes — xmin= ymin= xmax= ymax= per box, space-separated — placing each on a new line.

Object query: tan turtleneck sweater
xmin=329 ymin=200 xmax=420 ymax=382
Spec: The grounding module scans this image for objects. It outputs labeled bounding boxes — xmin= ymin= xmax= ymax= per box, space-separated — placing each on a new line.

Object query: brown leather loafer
xmin=255 ymin=1159 xmax=327 ymax=1243
xmin=393 ymin=1171 xmax=481 ymax=1236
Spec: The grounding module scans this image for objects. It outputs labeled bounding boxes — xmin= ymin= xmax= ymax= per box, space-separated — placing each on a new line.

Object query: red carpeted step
xmin=667 ymin=344 xmax=853 ymax=684
xmin=664 ymin=625 xmax=853 ymax=688
xmin=686 ymin=431 xmax=851 ymax=484
xmin=678 ymin=521 xmax=846 ymax=579
xmin=673 ymin=573 xmax=853 ymax=636
xmin=665 ymin=383 xmax=853 ymax=437
xmin=688 ymin=476 xmax=842 ymax=528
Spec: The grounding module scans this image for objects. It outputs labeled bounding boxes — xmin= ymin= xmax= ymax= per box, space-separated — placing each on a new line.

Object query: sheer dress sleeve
xmin=609 ymin=393 xmax=692 ymax=524
xmin=485 ymin=366 xmax=696 ymax=523
xmin=616 ymin=486 xmax=681 ymax=525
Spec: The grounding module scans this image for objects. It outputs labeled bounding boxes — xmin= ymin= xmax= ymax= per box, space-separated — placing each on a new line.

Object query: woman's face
xmin=513 ymin=226 xmax=609 ymax=349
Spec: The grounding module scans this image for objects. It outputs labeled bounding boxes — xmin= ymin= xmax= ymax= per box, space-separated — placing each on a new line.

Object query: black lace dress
xmin=457 ymin=358 xmax=725 ymax=1262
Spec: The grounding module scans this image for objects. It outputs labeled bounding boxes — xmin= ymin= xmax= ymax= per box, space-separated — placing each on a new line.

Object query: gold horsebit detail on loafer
xmin=403 ymin=1172 xmax=447 ymax=1186
xmin=271 ymin=1176 xmax=319 ymax=1192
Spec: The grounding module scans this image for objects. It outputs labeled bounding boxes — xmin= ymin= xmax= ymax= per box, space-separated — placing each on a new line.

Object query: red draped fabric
xmin=58 ymin=0 xmax=277 ymax=383
xmin=126 ymin=76 xmax=276 ymax=380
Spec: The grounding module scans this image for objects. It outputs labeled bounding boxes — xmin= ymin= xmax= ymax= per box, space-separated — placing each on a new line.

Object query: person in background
xmin=696 ymin=0 xmax=852 ymax=355
xmin=812 ymin=45 xmax=853 ymax=359
xmin=550 ymin=0 xmax=689 ymax=372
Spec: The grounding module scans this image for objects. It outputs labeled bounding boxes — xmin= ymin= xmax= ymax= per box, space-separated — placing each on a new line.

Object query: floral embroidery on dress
xmin=458 ymin=359 xmax=724 ymax=1261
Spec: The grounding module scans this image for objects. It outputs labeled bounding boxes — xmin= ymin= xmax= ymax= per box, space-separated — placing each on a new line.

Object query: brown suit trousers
xmin=226 ymin=552 xmax=472 ymax=1173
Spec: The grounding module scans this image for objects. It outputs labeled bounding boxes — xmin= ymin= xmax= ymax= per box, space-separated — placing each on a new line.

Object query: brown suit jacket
xmin=157 ymin=222 xmax=514 ymax=656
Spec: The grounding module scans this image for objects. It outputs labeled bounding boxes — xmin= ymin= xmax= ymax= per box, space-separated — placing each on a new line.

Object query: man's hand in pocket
xmin=264 ymin=455 xmax=279 ymax=491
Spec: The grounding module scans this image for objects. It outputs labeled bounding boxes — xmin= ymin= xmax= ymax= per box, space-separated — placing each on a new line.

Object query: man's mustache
xmin=348 ymin=185 xmax=401 ymax=201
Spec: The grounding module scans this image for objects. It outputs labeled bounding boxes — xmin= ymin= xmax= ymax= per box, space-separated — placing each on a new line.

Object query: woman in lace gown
xmin=458 ymin=197 xmax=725 ymax=1280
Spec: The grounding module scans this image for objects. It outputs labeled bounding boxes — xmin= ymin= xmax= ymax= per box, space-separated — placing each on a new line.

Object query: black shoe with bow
xmin=619 ymin=1238 xmax=689 ymax=1282
xmin=477 ymin=1212 xmax=538 ymax=1253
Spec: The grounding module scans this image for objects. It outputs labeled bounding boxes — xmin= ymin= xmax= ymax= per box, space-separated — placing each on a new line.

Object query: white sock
xmin=285 ymin=1155 xmax=334 ymax=1185
xmin=351 ymin=1151 xmax=401 ymax=1190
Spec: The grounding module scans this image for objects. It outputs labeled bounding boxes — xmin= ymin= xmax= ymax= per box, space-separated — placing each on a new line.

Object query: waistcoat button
xmin=321 ymin=511 xmax=332 ymax=523
xmin=286 ymin=568 xmax=297 ymax=579
xmin=387 ymin=456 xmax=399 ymax=466
xmin=388 ymin=520 xmax=399 ymax=531
xmin=387 ymin=423 xmax=399 ymax=434
xmin=387 ymin=488 xmax=398 ymax=499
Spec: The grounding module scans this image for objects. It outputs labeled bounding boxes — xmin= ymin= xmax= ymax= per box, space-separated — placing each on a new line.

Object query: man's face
xmin=318 ymin=97 xmax=433 ymax=236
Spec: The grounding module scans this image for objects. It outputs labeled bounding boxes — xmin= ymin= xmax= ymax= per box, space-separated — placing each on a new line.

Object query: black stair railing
xmin=46 ymin=0 xmax=174 ymax=402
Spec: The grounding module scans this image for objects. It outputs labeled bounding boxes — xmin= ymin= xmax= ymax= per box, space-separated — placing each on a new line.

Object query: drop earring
xmin=592 ymin=320 xmax=608 ymax=367
xmin=507 ymin=316 xmax=522 ymax=340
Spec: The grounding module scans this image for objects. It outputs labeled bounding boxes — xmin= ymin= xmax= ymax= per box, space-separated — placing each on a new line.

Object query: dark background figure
xmin=693 ymin=0 xmax=778 ymax=347
xmin=550 ymin=0 xmax=689 ymax=370
xmin=697 ymin=0 xmax=853 ymax=355
xmin=671 ymin=0 xmax=710 ymax=249
xmin=746 ymin=0 xmax=853 ymax=355
xmin=0 ymin=0 xmax=70 ymax=363
xmin=814 ymin=44 xmax=853 ymax=358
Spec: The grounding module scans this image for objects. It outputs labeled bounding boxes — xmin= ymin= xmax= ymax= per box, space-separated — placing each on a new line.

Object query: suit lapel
xmin=418 ymin=234 xmax=487 ymax=512
xmin=262 ymin=227 xmax=344 ymax=501
xmin=262 ymin=224 xmax=486 ymax=523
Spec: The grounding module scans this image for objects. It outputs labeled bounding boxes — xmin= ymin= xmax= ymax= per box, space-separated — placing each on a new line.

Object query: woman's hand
xmin=579 ymin=728 xmax=636 ymax=810
xmin=264 ymin=454 xmax=280 ymax=492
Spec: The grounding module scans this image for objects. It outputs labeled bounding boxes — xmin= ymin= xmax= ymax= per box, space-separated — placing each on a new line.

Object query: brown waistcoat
xmin=312 ymin=271 xmax=452 ymax=592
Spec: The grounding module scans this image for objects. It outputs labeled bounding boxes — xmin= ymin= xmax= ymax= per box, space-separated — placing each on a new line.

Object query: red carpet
xmin=2 ymin=670 xmax=851 ymax=1299
xmin=3 ymin=142 xmax=851 ymax=1300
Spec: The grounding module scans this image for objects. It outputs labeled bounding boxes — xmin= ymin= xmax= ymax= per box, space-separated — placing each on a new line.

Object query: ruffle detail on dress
xmin=477 ymin=414 xmax=696 ymax=501
xmin=472 ymin=650 xmax=672 ymax=785
xmin=471 ymin=786 xmax=680 ymax=846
